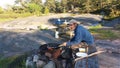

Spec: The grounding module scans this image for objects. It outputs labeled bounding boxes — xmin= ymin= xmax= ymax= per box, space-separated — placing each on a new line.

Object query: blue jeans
xmin=75 ymin=56 xmax=99 ymax=68
xmin=74 ymin=45 xmax=99 ymax=68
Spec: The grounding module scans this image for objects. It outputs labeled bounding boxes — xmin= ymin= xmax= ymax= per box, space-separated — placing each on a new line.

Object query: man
xmin=60 ymin=19 xmax=99 ymax=68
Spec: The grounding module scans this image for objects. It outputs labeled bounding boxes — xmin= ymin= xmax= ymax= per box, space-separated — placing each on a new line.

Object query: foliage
xmin=0 ymin=0 xmax=120 ymax=20
xmin=61 ymin=0 xmax=68 ymax=13
xmin=27 ymin=3 xmax=42 ymax=16
xmin=0 ymin=7 xmax=4 ymax=14
xmin=12 ymin=6 xmax=26 ymax=13
xmin=44 ymin=6 xmax=49 ymax=14
xmin=54 ymin=1 xmax=63 ymax=13
xmin=30 ymin=0 xmax=42 ymax=5
xmin=0 ymin=54 xmax=27 ymax=68
xmin=0 ymin=56 xmax=18 ymax=68
xmin=8 ymin=55 xmax=26 ymax=68
xmin=45 ymin=0 xmax=56 ymax=13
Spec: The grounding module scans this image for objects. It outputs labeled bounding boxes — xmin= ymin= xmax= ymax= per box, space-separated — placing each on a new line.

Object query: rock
xmin=0 ymin=14 xmax=103 ymax=30
xmin=95 ymin=40 xmax=120 ymax=54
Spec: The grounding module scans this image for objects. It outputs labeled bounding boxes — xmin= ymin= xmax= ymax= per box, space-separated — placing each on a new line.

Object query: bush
xmin=27 ymin=3 xmax=42 ymax=16
xmin=44 ymin=6 xmax=49 ymax=14
xmin=0 ymin=7 xmax=4 ymax=14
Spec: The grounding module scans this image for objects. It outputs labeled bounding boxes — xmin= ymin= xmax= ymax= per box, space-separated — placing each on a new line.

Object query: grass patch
xmin=89 ymin=29 xmax=119 ymax=39
xmin=89 ymin=24 xmax=102 ymax=29
xmin=104 ymin=15 xmax=120 ymax=21
xmin=0 ymin=12 xmax=32 ymax=23
xmin=0 ymin=18 xmax=14 ymax=23
xmin=0 ymin=54 xmax=27 ymax=68
xmin=0 ymin=56 xmax=18 ymax=68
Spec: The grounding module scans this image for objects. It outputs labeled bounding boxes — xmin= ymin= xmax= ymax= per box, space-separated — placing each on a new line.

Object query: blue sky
xmin=0 ymin=0 xmax=46 ymax=8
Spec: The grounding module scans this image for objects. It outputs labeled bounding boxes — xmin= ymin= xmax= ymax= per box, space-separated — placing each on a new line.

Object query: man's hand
xmin=59 ymin=42 xmax=67 ymax=47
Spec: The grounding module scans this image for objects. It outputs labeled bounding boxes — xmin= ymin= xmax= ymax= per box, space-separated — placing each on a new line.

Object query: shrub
xmin=44 ymin=6 xmax=49 ymax=14
xmin=27 ymin=3 xmax=42 ymax=16
xmin=0 ymin=7 xmax=4 ymax=14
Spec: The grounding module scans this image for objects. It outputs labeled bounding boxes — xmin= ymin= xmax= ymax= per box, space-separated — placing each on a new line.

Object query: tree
xmin=15 ymin=0 xmax=28 ymax=8
xmin=44 ymin=6 xmax=49 ymax=14
xmin=85 ymin=0 xmax=91 ymax=13
xmin=61 ymin=0 xmax=68 ymax=13
xmin=45 ymin=0 xmax=56 ymax=12
xmin=30 ymin=0 xmax=42 ymax=5
xmin=0 ymin=7 xmax=4 ymax=14
xmin=55 ymin=1 xmax=62 ymax=13
xmin=28 ymin=3 xmax=42 ymax=16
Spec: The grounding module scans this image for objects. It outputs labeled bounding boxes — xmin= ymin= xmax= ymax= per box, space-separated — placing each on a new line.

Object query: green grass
xmin=0 ymin=18 xmax=14 ymax=23
xmin=0 ymin=55 xmax=27 ymax=68
xmin=89 ymin=24 xmax=102 ymax=29
xmin=0 ymin=12 xmax=32 ymax=23
xmin=88 ymin=24 xmax=119 ymax=39
xmin=0 ymin=56 xmax=17 ymax=68
xmin=104 ymin=15 xmax=120 ymax=21
xmin=89 ymin=28 xmax=119 ymax=39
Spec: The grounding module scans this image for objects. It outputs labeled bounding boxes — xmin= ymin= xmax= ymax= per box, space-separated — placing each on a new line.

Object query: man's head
xmin=67 ymin=19 xmax=78 ymax=31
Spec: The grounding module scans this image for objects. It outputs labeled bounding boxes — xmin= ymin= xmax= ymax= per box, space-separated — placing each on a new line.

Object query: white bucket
xmin=76 ymin=52 xmax=88 ymax=57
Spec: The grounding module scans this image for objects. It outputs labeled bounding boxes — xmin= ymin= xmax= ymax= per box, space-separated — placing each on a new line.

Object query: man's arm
xmin=66 ymin=29 xmax=82 ymax=46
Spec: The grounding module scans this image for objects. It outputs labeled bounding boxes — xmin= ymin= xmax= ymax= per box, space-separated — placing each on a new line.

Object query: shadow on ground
xmin=0 ymin=29 xmax=61 ymax=58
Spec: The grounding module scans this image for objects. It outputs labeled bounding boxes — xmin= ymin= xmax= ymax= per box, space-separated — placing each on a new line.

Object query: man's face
xmin=68 ymin=23 xmax=75 ymax=31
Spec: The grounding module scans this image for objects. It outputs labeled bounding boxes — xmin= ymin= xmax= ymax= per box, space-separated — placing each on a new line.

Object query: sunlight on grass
xmin=0 ymin=12 xmax=32 ymax=23
xmin=89 ymin=29 xmax=119 ymax=39
xmin=88 ymin=24 xmax=119 ymax=39
xmin=0 ymin=18 xmax=14 ymax=22
xmin=89 ymin=24 xmax=102 ymax=29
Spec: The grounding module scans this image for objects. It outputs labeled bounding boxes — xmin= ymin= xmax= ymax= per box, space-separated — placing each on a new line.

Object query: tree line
xmin=0 ymin=0 xmax=120 ymax=18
